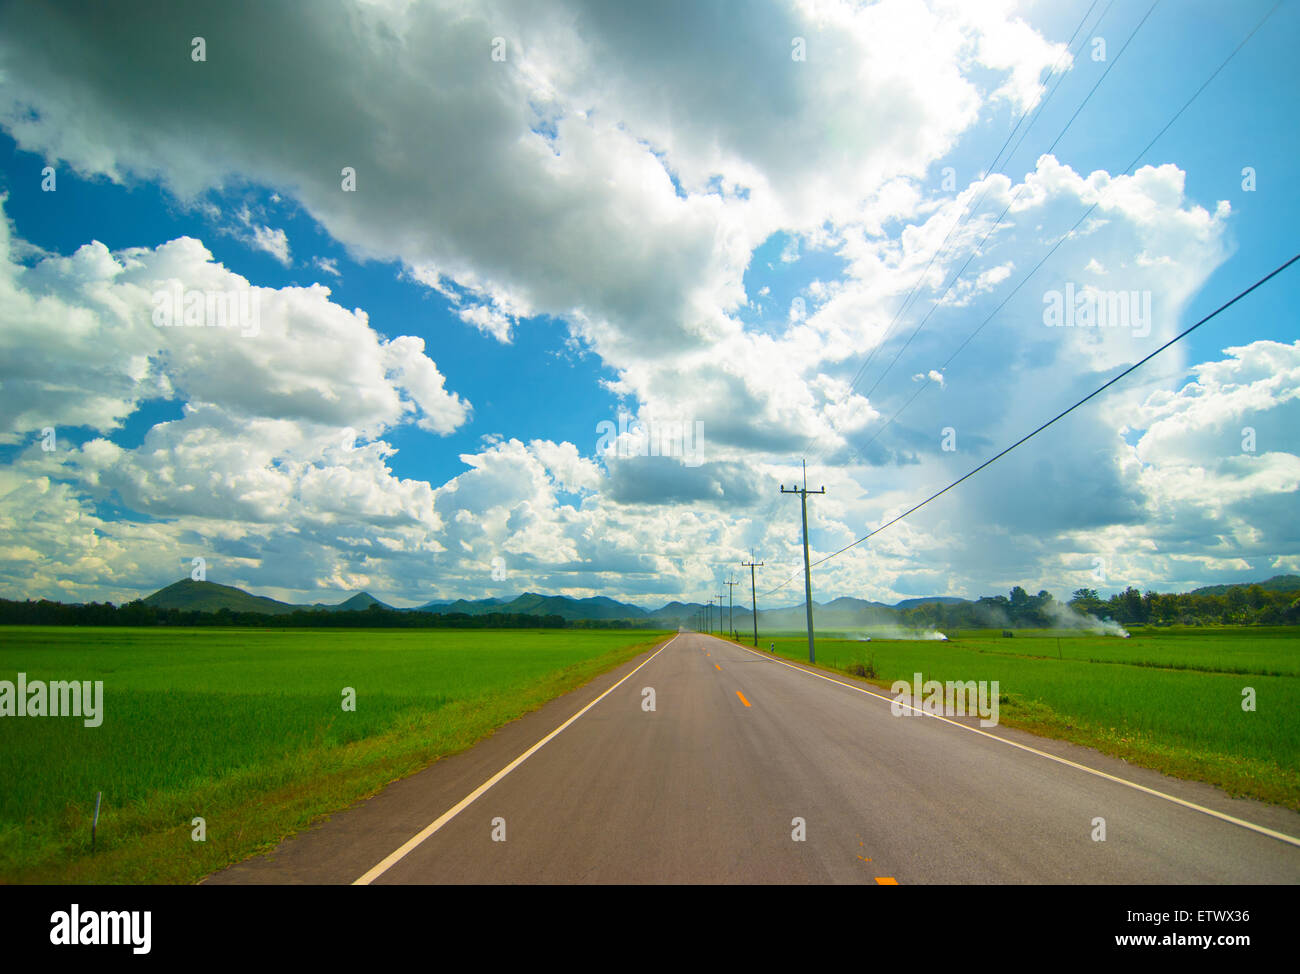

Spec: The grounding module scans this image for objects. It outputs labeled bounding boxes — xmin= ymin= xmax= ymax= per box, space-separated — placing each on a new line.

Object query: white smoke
xmin=1043 ymin=601 xmax=1130 ymax=637
xmin=841 ymin=628 xmax=948 ymax=641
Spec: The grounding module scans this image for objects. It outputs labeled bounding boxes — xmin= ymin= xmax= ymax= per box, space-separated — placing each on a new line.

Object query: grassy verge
xmin=0 ymin=627 xmax=669 ymax=883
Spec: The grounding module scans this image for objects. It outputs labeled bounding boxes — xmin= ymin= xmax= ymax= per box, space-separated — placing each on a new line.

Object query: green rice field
xmin=0 ymin=626 xmax=668 ymax=884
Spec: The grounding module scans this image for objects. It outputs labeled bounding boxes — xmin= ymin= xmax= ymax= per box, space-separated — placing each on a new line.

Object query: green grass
xmin=739 ymin=626 xmax=1300 ymax=810
xmin=0 ymin=626 xmax=669 ymax=883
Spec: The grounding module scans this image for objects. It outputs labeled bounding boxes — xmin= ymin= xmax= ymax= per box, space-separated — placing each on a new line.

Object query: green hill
xmin=142 ymin=579 xmax=302 ymax=615
xmin=413 ymin=597 xmax=507 ymax=615
xmin=332 ymin=592 xmax=394 ymax=612
xmin=414 ymin=593 xmax=648 ymax=621
xmin=507 ymin=593 xmax=647 ymax=621
xmin=1191 ymin=575 xmax=1300 ymax=597
xmin=144 ymin=581 xmax=398 ymax=614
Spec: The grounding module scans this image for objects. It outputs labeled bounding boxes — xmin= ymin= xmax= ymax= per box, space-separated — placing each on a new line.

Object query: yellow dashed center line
xmin=736 ymin=690 xmax=751 ymax=707
xmin=715 ymin=663 xmax=721 ymax=671
xmin=875 ymin=877 xmax=898 ymax=885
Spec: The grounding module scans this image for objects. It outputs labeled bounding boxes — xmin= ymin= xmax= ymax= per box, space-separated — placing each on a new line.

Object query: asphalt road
xmin=206 ymin=631 xmax=1300 ymax=884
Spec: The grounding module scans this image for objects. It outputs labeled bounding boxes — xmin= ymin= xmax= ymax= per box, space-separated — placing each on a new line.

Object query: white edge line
xmin=726 ymin=637 xmax=1300 ymax=849
xmin=353 ymin=634 xmax=677 ymax=884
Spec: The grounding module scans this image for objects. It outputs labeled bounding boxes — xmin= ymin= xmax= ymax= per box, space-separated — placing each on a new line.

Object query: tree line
xmin=1065 ymin=584 xmax=1300 ymax=626
xmin=893 ymin=583 xmax=1300 ymax=630
xmin=0 ymin=598 xmax=579 ymax=629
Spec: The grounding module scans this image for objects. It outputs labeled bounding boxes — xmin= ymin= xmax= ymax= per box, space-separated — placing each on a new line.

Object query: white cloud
xmin=456 ymin=304 xmax=516 ymax=343
xmin=249 ymin=224 xmax=291 ymax=266
xmin=0 ymin=204 xmax=470 ymax=442
xmin=1132 ymin=340 xmax=1300 ymax=509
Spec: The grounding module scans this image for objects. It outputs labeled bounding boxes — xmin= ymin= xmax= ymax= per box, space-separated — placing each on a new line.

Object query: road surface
xmin=205 ymin=631 xmax=1300 ymax=884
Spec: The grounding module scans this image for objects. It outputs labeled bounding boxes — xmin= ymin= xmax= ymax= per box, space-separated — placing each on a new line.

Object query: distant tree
xmin=1111 ymin=586 xmax=1145 ymax=624
xmin=1069 ymin=588 xmax=1103 ymax=614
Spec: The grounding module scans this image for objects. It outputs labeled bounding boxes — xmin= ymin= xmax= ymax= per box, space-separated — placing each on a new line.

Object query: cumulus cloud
xmin=0 ymin=188 xmax=478 ymax=601
xmin=1130 ymin=340 xmax=1300 ymax=526
xmin=0 ymin=200 xmax=470 ymax=442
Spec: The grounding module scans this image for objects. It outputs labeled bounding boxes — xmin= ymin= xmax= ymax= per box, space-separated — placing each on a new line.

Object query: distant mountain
xmin=749 ymin=597 xmax=885 ymax=630
xmin=411 ymin=596 xmax=509 ymax=614
xmin=645 ymin=601 xmax=712 ymax=626
xmin=826 ymin=596 xmax=893 ymax=612
xmin=1190 ymin=575 xmax=1300 ymax=596
xmin=144 ymin=580 xmax=395 ymax=615
xmin=139 ymin=580 xmax=979 ymax=626
xmin=515 ymin=593 xmax=649 ymax=621
xmin=332 ymin=592 xmax=394 ymax=612
xmin=892 ymin=596 xmax=969 ymax=609
xmin=143 ymin=579 xmax=301 ymax=615
xmin=418 ymin=592 xmax=650 ymax=621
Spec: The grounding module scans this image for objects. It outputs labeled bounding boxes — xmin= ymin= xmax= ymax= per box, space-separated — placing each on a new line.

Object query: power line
xmin=836 ymin=0 xmax=1282 ymax=467
xmin=803 ymin=0 xmax=1129 ymax=467
xmin=831 ymin=0 xmax=1159 ymax=449
xmin=760 ymin=253 xmax=1299 ymax=598
xmin=817 ymin=0 xmax=1107 ymax=434
xmin=997 ymin=0 xmax=1116 ymax=174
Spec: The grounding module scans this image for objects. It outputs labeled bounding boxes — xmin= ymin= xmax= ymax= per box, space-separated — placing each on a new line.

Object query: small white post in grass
xmin=92 ymin=791 xmax=102 ymax=852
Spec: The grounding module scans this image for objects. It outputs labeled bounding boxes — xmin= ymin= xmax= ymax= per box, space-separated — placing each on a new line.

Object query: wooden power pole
xmin=742 ymin=555 xmax=763 ymax=647
xmin=780 ymin=460 xmax=825 ymax=663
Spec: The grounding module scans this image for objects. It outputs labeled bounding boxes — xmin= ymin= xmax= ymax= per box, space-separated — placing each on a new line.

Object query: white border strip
xmin=729 ymin=637 xmax=1300 ymax=849
xmin=354 ymin=635 xmax=677 ymax=884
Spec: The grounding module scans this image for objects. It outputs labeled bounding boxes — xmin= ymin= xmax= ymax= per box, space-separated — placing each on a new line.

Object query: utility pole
xmin=706 ymin=600 xmax=712 ymax=635
xmin=780 ymin=460 xmax=825 ymax=663
xmin=742 ymin=554 xmax=763 ymax=647
xmin=715 ymin=592 xmax=725 ymax=638
xmin=725 ymin=576 xmax=738 ymax=640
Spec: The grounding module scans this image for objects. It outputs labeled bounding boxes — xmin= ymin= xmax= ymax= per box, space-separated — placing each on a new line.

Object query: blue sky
xmin=0 ymin=131 xmax=626 ymax=490
xmin=0 ymin=0 xmax=1295 ymax=609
